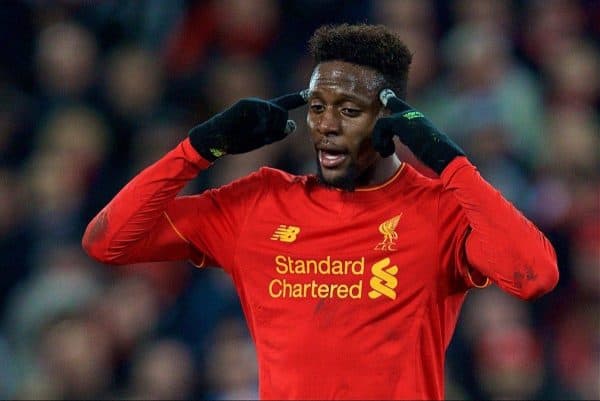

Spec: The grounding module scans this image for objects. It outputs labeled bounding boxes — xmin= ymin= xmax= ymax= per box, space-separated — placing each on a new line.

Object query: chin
xmin=316 ymin=164 xmax=358 ymax=192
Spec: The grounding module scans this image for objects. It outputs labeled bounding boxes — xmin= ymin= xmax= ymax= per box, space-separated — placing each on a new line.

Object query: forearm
xmin=82 ymin=138 xmax=210 ymax=264
xmin=441 ymin=157 xmax=559 ymax=300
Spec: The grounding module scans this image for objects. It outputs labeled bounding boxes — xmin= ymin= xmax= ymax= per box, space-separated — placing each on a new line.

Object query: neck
xmin=366 ymin=154 xmax=402 ymax=187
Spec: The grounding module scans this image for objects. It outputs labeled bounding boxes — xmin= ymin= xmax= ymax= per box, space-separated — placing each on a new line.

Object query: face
xmin=306 ymin=61 xmax=391 ymax=190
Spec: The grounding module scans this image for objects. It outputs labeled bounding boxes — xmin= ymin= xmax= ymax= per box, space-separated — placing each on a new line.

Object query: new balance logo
xmin=270 ymin=225 xmax=300 ymax=243
xmin=368 ymin=257 xmax=398 ymax=300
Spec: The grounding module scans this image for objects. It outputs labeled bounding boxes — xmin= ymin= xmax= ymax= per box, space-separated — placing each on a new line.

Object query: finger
xmin=373 ymin=134 xmax=396 ymax=157
xmin=372 ymin=119 xmax=396 ymax=157
xmin=263 ymin=102 xmax=297 ymax=135
xmin=270 ymin=92 xmax=307 ymax=110
xmin=379 ymin=89 xmax=412 ymax=114
xmin=260 ymin=101 xmax=296 ymax=140
xmin=284 ymin=120 xmax=296 ymax=135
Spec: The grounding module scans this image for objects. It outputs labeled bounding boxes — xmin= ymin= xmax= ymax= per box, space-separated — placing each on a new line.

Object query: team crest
xmin=374 ymin=214 xmax=402 ymax=251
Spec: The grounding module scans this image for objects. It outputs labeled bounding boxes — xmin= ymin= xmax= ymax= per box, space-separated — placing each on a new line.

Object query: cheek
xmin=356 ymin=138 xmax=376 ymax=161
xmin=306 ymin=114 xmax=321 ymax=142
xmin=346 ymin=118 xmax=377 ymax=149
xmin=348 ymin=121 xmax=379 ymax=164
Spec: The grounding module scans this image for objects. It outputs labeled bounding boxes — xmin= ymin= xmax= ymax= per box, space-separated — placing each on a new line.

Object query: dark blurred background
xmin=0 ymin=0 xmax=598 ymax=399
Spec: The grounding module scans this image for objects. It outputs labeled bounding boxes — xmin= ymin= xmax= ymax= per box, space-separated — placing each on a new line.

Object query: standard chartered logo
xmin=268 ymin=255 xmax=398 ymax=300
xmin=368 ymin=257 xmax=398 ymax=300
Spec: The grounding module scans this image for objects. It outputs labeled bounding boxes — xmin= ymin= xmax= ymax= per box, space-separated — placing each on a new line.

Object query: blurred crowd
xmin=0 ymin=0 xmax=598 ymax=399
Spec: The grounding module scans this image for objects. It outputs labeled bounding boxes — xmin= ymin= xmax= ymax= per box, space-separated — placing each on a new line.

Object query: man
xmin=83 ymin=24 xmax=558 ymax=400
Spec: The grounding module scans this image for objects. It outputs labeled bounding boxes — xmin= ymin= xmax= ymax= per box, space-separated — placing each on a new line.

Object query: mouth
xmin=318 ymin=147 xmax=348 ymax=169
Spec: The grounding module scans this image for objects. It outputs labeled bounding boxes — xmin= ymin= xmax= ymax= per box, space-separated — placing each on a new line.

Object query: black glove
xmin=372 ymin=89 xmax=465 ymax=175
xmin=189 ymin=92 xmax=307 ymax=161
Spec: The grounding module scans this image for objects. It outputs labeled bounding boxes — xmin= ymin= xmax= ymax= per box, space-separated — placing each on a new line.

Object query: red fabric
xmin=441 ymin=157 xmax=559 ymax=299
xmin=82 ymin=138 xmax=210 ymax=266
xmin=83 ymin=144 xmax=558 ymax=400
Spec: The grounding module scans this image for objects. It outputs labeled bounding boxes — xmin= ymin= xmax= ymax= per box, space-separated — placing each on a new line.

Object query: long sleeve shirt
xmin=83 ymin=138 xmax=558 ymax=399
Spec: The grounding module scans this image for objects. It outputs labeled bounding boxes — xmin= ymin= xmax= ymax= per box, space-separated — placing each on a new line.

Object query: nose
xmin=316 ymin=107 xmax=341 ymax=136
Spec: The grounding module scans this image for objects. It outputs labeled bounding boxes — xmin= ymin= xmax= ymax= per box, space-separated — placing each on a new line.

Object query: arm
xmin=82 ymin=93 xmax=306 ymax=265
xmin=373 ymin=89 xmax=558 ymax=300
xmin=82 ymin=139 xmax=210 ymax=265
xmin=440 ymin=157 xmax=558 ymax=299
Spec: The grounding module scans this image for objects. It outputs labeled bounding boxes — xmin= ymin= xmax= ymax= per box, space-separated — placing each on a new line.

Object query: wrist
xmin=188 ymin=120 xmax=227 ymax=162
xmin=179 ymin=138 xmax=214 ymax=169
xmin=400 ymin=120 xmax=465 ymax=175
xmin=439 ymin=156 xmax=471 ymax=183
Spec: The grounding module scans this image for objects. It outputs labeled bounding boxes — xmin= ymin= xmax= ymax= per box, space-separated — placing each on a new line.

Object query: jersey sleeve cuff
xmin=439 ymin=156 xmax=472 ymax=185
xmin=181 ymin=137 xmax=213 ymax=169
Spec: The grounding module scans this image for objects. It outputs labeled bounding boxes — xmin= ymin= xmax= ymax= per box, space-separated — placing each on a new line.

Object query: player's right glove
xmin=189 ymin=92 xmax=307 ymax=161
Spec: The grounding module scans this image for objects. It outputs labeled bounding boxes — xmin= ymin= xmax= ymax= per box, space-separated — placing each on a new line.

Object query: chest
xmin=234 ymin=197 xmax=441 ymax=305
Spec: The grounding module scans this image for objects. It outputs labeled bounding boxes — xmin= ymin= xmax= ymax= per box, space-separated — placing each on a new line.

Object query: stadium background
xmin=0 ymin=0 xmax=598 ymax=399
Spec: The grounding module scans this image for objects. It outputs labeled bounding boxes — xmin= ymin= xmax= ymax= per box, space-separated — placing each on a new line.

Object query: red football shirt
xmin=83 ymin=138 xmax=558 ymax=400
xmin=165 ymin=161 xmax=482 ymax=400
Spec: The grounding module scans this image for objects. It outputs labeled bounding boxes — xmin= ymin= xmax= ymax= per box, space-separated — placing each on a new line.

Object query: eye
xmin=310 ymin=103 xmax=325 ymax=113
xmin=341 ymin=108 xmax=361 ymax=117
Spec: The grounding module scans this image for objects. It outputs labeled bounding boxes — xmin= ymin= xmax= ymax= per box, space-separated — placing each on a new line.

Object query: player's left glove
xmin=372 ymin=89 xmax=465 ymax=174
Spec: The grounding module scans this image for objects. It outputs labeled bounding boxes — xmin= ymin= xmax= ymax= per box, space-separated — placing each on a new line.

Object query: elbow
xmin=81 ymin=213 xmax=119 ymax=265
xmin=82 ymin=238 xmax=103 ymax=263
xmin=81 ymin=227 xmax=111 ymax=264
xmin=515 ymin=259 xmax=559 ymax=301
xmin=81 ymin=235 xmax=123 ymax=265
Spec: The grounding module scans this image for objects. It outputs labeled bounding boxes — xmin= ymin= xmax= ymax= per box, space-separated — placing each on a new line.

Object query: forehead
xmin=308 ymin=61 xmax=384 ymax=100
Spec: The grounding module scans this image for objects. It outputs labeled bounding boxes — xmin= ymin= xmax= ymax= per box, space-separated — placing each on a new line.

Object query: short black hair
xmin=308 ymin=23 xmax=413 ymax=99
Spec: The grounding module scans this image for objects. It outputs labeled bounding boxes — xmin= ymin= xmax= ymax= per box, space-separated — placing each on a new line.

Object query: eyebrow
xmin=308 ymin=89 xmax=374 ymax=106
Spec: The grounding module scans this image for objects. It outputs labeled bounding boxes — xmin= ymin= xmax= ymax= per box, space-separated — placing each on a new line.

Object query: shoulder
xmin=399 ymin=163 xmax=444 ymax=197
xmin=213 ymin=167 xmax=309 ymax=197
xmin=396 ymin=163 xmax=465 ymax=216
xmin=256 ymin=166 xmax=309 ymax=185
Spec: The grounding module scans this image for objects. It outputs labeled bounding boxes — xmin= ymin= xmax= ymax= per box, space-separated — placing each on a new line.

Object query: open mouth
xmin=319 ymin=149 xmax=347 ymax=168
